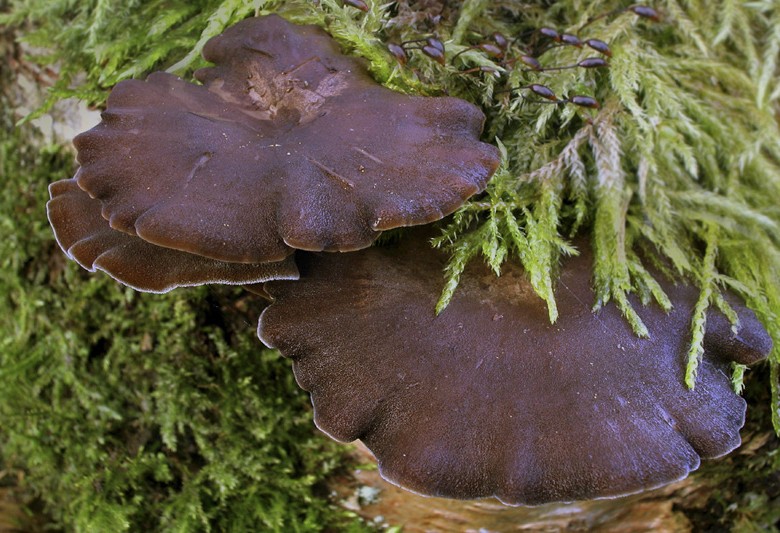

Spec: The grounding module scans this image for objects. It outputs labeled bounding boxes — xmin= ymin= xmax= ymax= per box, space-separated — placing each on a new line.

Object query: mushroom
xmin=46 ymin=13 xmax=772 ymax=507
xmin=258 ymin=230 xmax=771 ymax=505
xmin=68 ymin=15 xmax=500 ymax=265
xmin=47 ymin=179 xmax=298 ymax=293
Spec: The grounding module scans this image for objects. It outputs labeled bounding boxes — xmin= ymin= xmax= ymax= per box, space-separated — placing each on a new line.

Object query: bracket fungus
xmin=258 ymin=231 xmax=771 ymax=505
xmin=60 ymin=14 xmax=499 ymax=270
xmin=47 ymin=179 xmax=298 ymax=292
xmin=46 ymin=13 xmax=773 ymax=509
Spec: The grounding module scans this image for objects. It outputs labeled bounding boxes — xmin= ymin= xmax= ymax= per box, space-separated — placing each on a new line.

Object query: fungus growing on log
xmin=45 ymin=13 xmax=774 ymax=509
xmin=47 ymin=179 xmax=298 ymax=293
xmin=63 ymin=14 xmax=500 ymax=266
xmin=258 ymin=231 xmax=771 ymax=505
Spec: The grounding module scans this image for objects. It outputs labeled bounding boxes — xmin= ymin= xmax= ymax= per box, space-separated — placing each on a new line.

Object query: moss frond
xmin=167 ymin=0 xmax=282 ymax=75
xmin=425 ymin=1 xmax=780 ymax=429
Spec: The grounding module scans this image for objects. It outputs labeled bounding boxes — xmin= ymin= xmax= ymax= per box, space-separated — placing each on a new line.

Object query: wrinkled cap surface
xmin=258 ymin=231 xmax=771 ymax=505
xmin=72 ymin=15 xmax=500 ymax=263
xmin=47 ymin=179 xmax=298 ymax=293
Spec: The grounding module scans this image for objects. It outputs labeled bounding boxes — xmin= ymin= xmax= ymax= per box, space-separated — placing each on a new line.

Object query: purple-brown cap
xmin=47 ymin=179 xmax=298 ymax=292
xmin=258 ymin=231 xmax=771 ymax=505
xmin=69 ymin=15 xmax=500 ymax=264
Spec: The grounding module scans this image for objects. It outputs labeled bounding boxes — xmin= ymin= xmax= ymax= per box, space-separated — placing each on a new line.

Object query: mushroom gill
xmin=66 ymin=15 xmax=500 ymax=265
xmin=258 ymin=230 xmax=771 ymax=505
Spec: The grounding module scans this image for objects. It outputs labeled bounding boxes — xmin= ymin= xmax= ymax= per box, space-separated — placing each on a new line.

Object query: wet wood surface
xmin=0 ymin=487 xmax=25 ymax=533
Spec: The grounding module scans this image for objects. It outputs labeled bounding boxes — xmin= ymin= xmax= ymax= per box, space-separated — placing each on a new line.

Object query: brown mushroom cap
xmin=72 ymin=15 xmax=500 ymax=263
xmin=47 ymin=179 xmax=298 ymax=293
xmin=258 ymin=231 xmax=771 ymax=505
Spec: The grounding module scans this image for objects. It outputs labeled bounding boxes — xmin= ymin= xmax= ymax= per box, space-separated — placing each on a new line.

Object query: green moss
xmin=425 ymin=0 xmax=780 ymax=425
